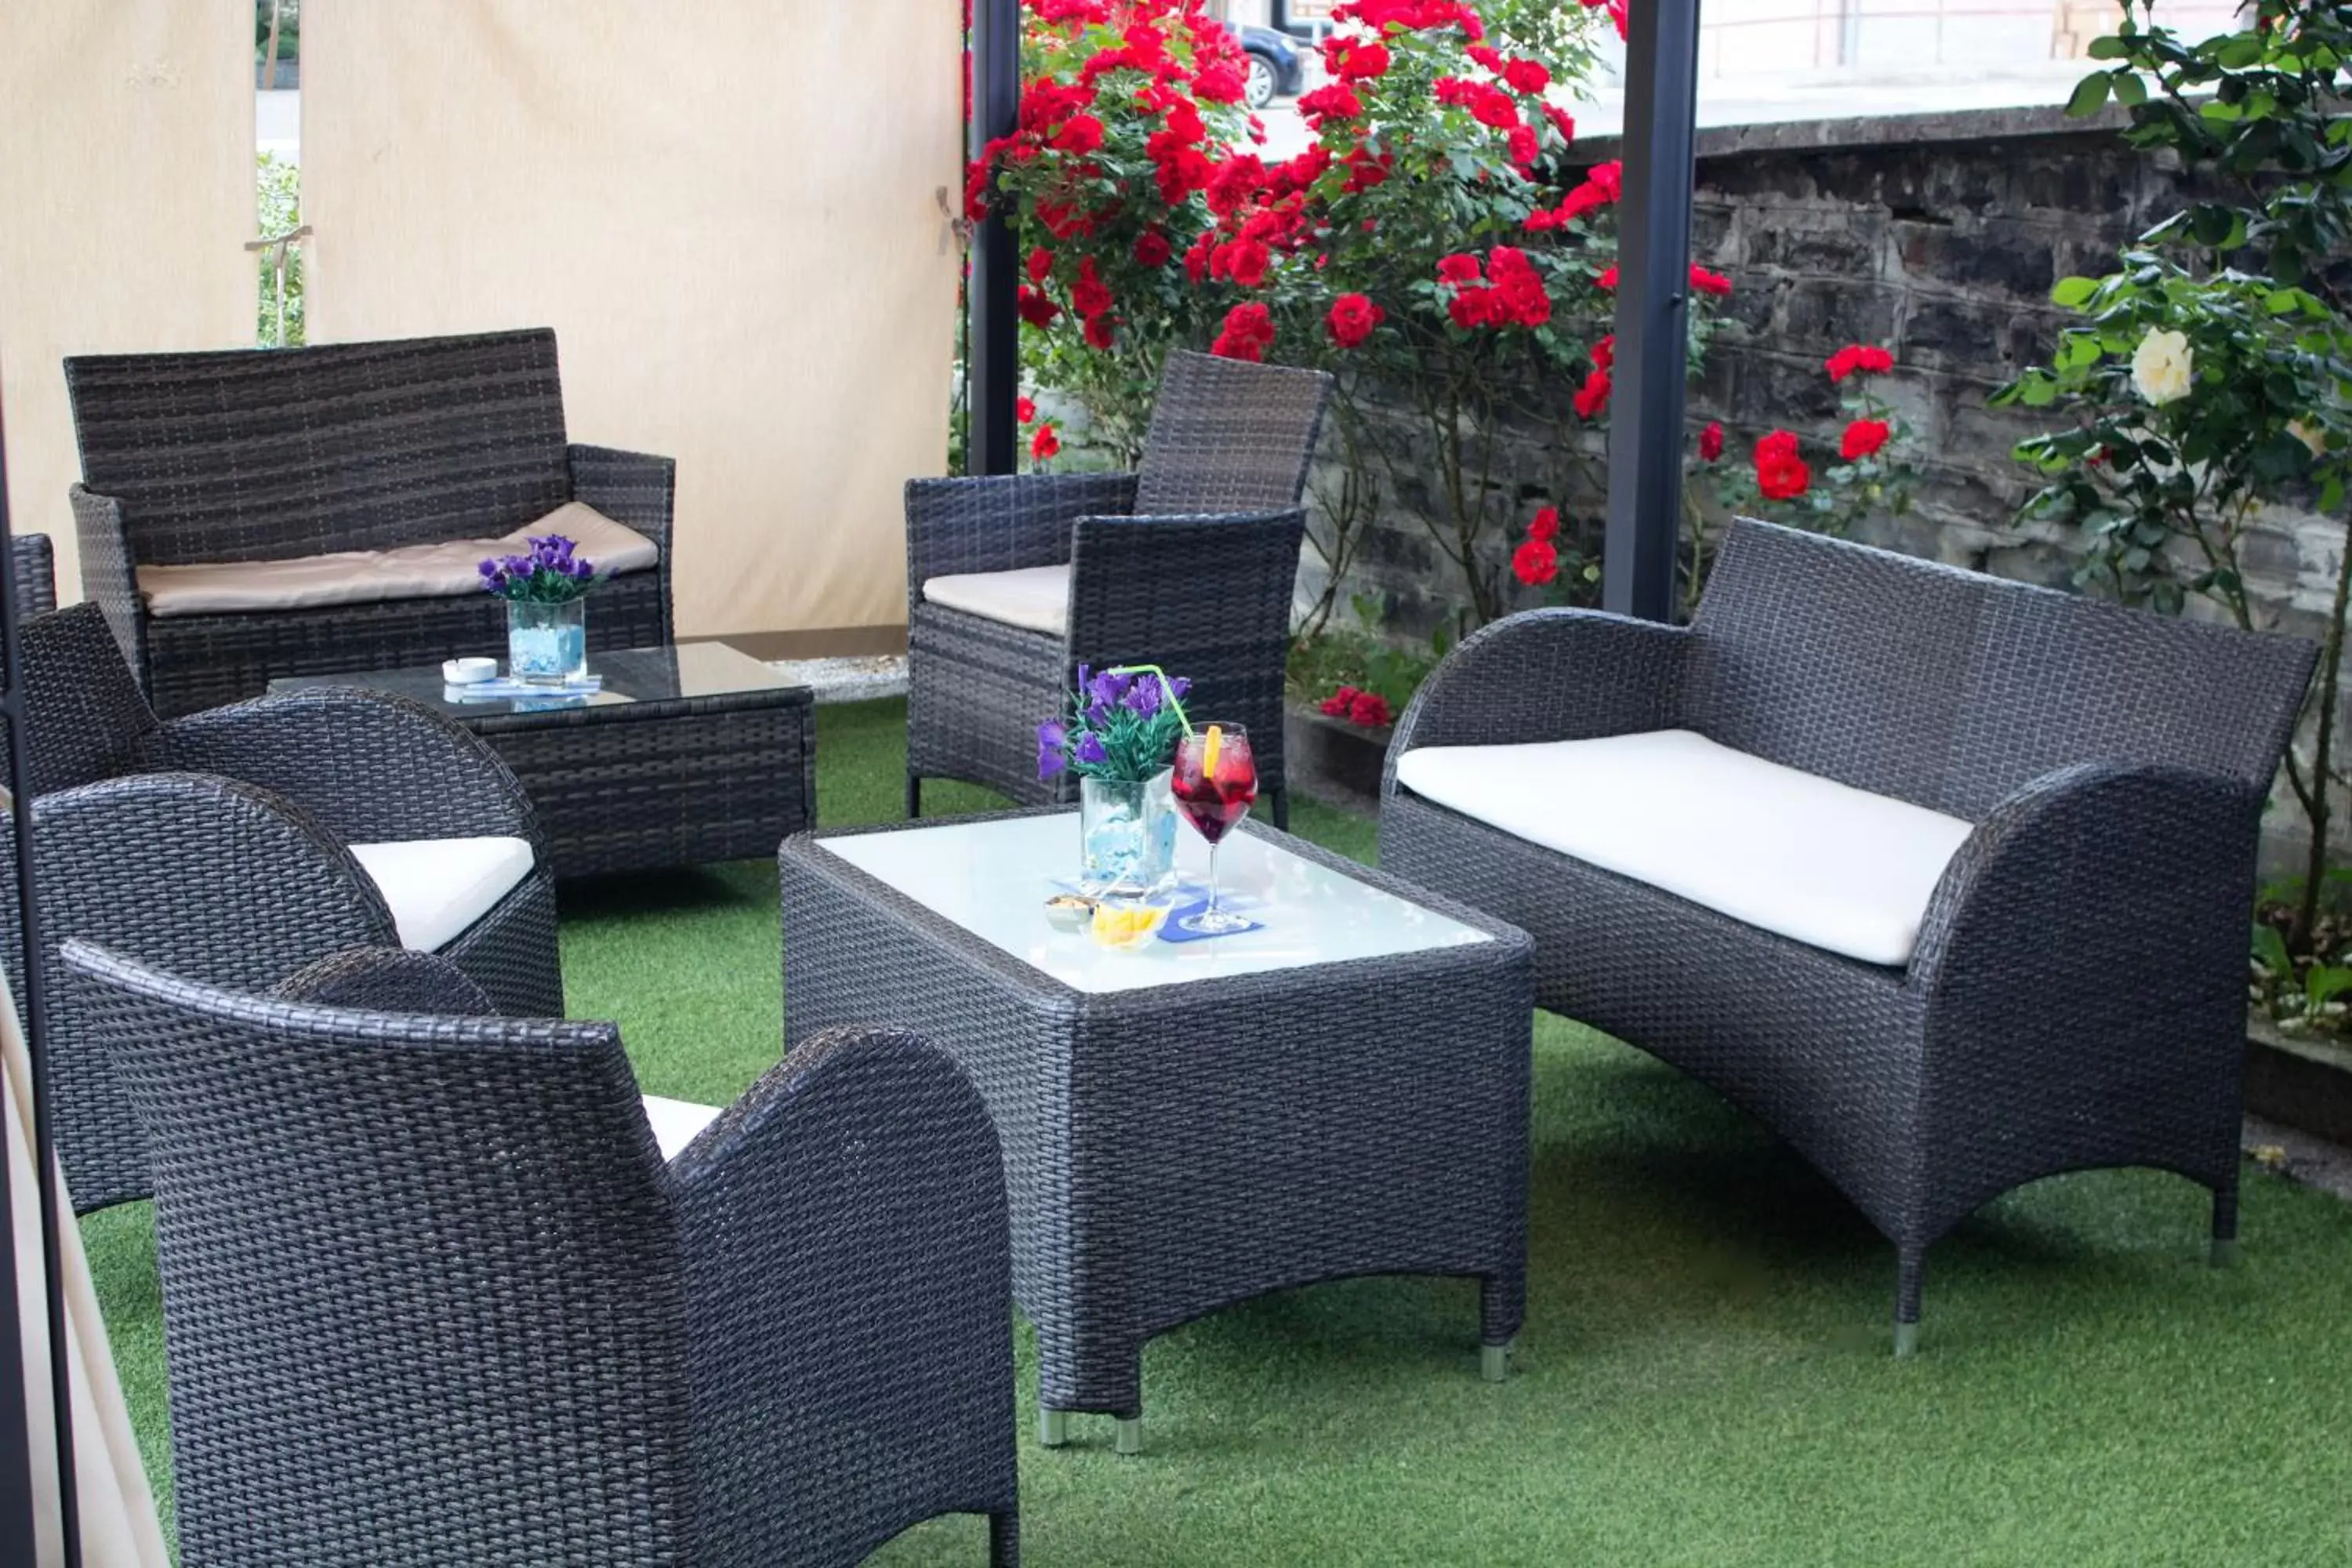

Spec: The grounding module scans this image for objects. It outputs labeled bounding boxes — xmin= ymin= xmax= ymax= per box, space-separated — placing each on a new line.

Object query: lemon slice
xmin=1202 ymin=723 xmax=1224 ymax=781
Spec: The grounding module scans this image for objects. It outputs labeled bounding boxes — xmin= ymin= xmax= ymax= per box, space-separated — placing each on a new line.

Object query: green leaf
xmin=2252 ymin=921 xmax=2292 ymax=978
xmin=2085 ymin=35 xmax=2129 ymax=60
xmin=2067 ymin=72 xmax=2113 ymax=118
xmin=2112 ymin=70 xmax=2148 ymax=108
xmin=2307 ymin=964 xmax=2352 ymax=1010
xmin=2051 ymin=275 xmax=2102 ymax=308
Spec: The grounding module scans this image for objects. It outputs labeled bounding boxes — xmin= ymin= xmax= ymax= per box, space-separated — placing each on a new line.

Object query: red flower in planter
xmin=1211 ymin=302 xmax=1276 ymax=362
xmin=1502 ymin=57 xmax=1552 ymax=94
xmin=1526 ymin=506 xmax=1560 ymax=543
xmin=1698 ymin=420 xmax=1725 ymax=461
xmin=1572 ymin=368 xmax=1613 ymax=419
xmin=1825 ymin=343 xmax=1896 ymax=381
xmin=1327 ymin=293 xmax=1385 ymax=349
xmin=1841 ymin=417 xmax=1892 ymax=459
xmin=1755 ymin=430 xmax=1811 ymax=499
xmin=1319 ymin=684 xmax=1359 ymax=718
xmin=1347 ymin=691 xmax=1394 ymax=728
xmin=1513 ymin=539 xmax=1559 ymax=586
xmin=1032 ymin=423 xmax=1062 ymax=462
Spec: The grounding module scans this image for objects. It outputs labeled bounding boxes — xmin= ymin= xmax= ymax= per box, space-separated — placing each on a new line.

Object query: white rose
xmin=2130 ymin=328 xmax=2194 ymax=407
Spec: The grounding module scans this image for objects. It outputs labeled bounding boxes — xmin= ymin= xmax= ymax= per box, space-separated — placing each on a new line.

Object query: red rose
xmin=1298 ymin=82 xmax=1364 ymax=124
xmin=1330 ymin=39 xmax=1391 ymax=80
xmin=1527 ymin=506 xmax=1560 ymax=543
xmin=1017 ymin=287 xmax=1061 ymax=328
xmin=1071 ymin=259 xmax=1112 ymax=318
xmin=1826 ymin=343 xmax=1895 ymax=382
xmin=1689 ymin=265 xmax=1733 ymax=298
xmin=1319 ymin=684 xmax=1358 ymax=717
xmin=1134 ymin=229 xmax=1172 ymax=267
xmin=1449 ymin=286 xmax=1498 ymax=329
xmin=1193 ymin=61 xmax=1247 ymax=103
xmin=1592 ymin=333 xmax=1615 ymax=372
xmin=1327 ymin=292 xmax=1384 ymax=349
xmin=1212 ymin=238 xmax=1272 ymax=287
xmin=1347 ymin=691 xmax=1393 ymax=728
xmin=1017 ymin=395 xmax=1038 ymax=424
xmin=1595 ymin=264 xmax=1618 ymax=290
xmin=1502 ymin=57 xmax=1551 ymax=94
xmin=1754 ymin=430 xmax=1810 ymax=499
xmin=1026 ymin=247 xmax=1054 ymax=285
xmin=1436 ymin=253 xmax=1484 ymax=285
xmin=1573 ymin=368 xmax=1613 ymax=419
xmin=1052 ymin=114 xmax=1105 ymax=154
xmin=1512 ymin=539 xmax=1559 ymax=586
xmin=1542 ymin=103 xmax=1576 ymax=143
xmin=1032 ymin=423 xmax=1062 ymax=462
xmin=1211 ymin=301 xmax=1276 ymax=362
xmin=1698 ymin=421 xmax=1724 ymax=461
xmin=1507 ymin=125 xmax=1539 ymax=169
xmin=1083 ymin=314 xmax=1117 ymax=350
xmin=1841 ymin=418 xmax=1892 ymax=460
xmin=1465 ymin=44 xmax=1506 ymax=73
xmin=1470 ymin=85 xmax=1522 ymax=131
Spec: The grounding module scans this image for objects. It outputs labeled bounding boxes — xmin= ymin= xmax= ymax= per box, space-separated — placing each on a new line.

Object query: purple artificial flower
xmin=1074 ymin=731 xmax=1108 ymax=766
xmin=1036 ymin=719 xmax=1068 ymax=779
xmin=1167 ymin=676 xmax=1191 ymax=702
xmin=1087 ymin=667 xmax=1131 ymax=714
xmin=1125 ymin=677 xmax=1162 ymax=717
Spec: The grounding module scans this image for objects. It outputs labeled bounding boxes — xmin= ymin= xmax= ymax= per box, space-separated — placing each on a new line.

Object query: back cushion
xmin=67 ymin=328 xmax=572 ymax=565
xmin=1686 ymin=521 xmax=1985 ymax=810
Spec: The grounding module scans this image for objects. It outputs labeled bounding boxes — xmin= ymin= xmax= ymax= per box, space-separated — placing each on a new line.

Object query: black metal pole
xmin=1602 ymin=0 xmax=1704 ymax=622
xmin=0 ymin=371 xmax=79 ymax=1566
xmin=968 ymin=0 xmax=1022 ymax=477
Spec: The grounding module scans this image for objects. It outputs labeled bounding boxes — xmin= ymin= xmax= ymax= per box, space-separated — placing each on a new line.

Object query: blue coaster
xmin=1155 ymin=898 xmax=1264 ymax=943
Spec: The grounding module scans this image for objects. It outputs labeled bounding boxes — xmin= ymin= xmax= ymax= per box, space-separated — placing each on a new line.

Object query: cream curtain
xmin=303 ymin=1 xmax=967 ymax=637
xmin=0 ymin=0 xmax=256 ymax=607
xmin=5 ymin=966 xmax=170 ymax=1568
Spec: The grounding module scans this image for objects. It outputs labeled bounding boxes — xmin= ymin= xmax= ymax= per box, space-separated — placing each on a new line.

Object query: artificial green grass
xmin=82 ymin=696 xmax=2352 ymax=1563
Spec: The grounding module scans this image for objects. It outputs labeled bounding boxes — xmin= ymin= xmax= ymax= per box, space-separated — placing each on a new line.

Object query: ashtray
xmin=442 ymin=656 xmax=496 ymax=685
xmin=1044 ymin=894 xmax=1094 ymax=932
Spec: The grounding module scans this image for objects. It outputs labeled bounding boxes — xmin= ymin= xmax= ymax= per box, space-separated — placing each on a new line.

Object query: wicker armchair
xmin=0 ymin=602 xmax=562 ymax=1214
xmin=904 ymin=350 xmax=1331 ymax=827
xmin=61 ymin=940 xmax=1020 ymax=1566
xmin=1382 ymin=518 xmax=2318 ymax=1353
xmin=8 ymin=532 xmax=56 ymax=621
xmin=64 ymin=328 xmax=674 ymax=716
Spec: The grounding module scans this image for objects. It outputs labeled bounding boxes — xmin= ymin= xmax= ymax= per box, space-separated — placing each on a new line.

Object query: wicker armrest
xmin=1384 ymin=609 xmax=1692 ymax=795
xmin=9 ymin=533 xmax=56 ymax=622
xmin=568 ymin=443 xmax=675 ymax=557
xmin=669 ymin=1025 xmax=1014 ymax=1552
xmin=906 ymin=470 xmax=1140 ymax=593
xmin=150 ymin=688 xmax=541 ymax=848
xmin=68 ymin=485 xmax=144 ymax=678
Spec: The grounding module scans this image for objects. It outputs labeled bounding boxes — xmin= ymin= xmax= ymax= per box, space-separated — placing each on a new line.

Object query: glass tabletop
xmin=819 ymin=813 xmax=1491 ymax=996
xmin=268 ymin=641 xmax=800 ymax=717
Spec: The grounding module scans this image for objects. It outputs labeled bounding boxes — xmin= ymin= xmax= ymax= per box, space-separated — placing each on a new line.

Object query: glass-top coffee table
xmin=273 ymin=642 xmax=812 ymax=877
xmin=780 ymin=809 xmax=1534 ymax=1453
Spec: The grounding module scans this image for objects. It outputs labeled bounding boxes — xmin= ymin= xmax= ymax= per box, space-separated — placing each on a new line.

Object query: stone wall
xmin=1303 ymin=103 xmax=2342 ymax=874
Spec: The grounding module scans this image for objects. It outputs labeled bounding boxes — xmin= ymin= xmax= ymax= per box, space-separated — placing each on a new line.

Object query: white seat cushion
xmin=346 ymin=836 xmax=536 ymax=954
xmin=138 ymin=500 xmax=660 ymax=618
xmin=1393 ymin=729 xmax=1976 ymax=967
xmin=643 ymin=1094 xmax=723 ymax=1161
xmin=921 ymin=563 xmax=1070 ymax=637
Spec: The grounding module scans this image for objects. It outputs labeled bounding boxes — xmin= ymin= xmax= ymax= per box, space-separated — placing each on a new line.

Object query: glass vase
xmin=1078 ymin=769 xmax=1178 ymax=895
xmin=507 ymin=598 xmax=587 ymax=685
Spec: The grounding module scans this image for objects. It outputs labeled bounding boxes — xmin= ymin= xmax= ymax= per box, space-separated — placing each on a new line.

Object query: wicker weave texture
xmin=9 ymin=532 xmax=56 ymax=621
xmin=904 ymin=353 xmax=1330 ymax=827
xmin=1382 ymin=517 xmax=2319 ymax=1337
xmin=4 ymin=604 xmax=564 ymax=1213
xmin=782 ymin=810 xmax=1530 ymax=1421
xmin=64 ymin=941 xmax=1018 ymax=1566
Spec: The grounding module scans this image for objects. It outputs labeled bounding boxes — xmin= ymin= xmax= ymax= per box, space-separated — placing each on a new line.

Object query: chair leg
xmin=2211 ymin=1182 xmax=2240 ymax=1269
xmin=989 ymin=1509 xmax=1020 ymax=1567
xmin=1269 ymin=786 xmax=1289 ymax=833
xmin=906 ymin=774 xmax=922 ymax=820
xmin=1893 ymin=1245 xmax=1925 ymax=1358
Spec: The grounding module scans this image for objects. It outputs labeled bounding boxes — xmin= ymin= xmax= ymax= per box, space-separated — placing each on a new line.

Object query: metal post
xmin=967 ymin=0 xmax=1022 ymax=477
xmin=1602 ymin=0 xmax=1704 ymax=622
xmin=0 ymin=372 xmax=78 ymax=1564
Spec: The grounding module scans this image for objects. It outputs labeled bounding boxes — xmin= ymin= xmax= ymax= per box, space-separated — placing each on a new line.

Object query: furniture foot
xmin=1893 ymin=1244 xmax=1924 ymax=1358
xmin=1037 ymin=1406 xmax=1069 ymax=1448
xmin=1114 ymin=1416 xmax=1144 ymax=1456
xmin=1269 ymin=787 xmax=1289 ymax=833
xmin=989 ymin=1509 xmax=1021 ymax=1567
xmin=2211 ymin=1185 xmax=2238 ymax=1268
xmin=1480 ymin=1339 xmax=1512 ymax=1383
xmin=906 ymin=775 xmax=922 ymax=819
xmin=1893 ymin=1319 xmax=1919 ymax=1359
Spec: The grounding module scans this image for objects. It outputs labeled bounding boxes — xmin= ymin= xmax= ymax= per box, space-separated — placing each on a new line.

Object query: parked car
xmin=1229 ymin=22 xmax=1305 ymax=109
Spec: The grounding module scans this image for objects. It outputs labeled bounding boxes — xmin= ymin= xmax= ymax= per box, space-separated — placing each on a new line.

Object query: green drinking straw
xmin=1106 ymin=664 xmax=1193 ymax=737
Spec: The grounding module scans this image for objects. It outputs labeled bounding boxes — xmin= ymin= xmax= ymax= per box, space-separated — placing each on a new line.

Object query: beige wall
xmin=303 ymin=2 xmax=965 ymax=636
xmin=0 ymin=1 xmax=256 ymax=607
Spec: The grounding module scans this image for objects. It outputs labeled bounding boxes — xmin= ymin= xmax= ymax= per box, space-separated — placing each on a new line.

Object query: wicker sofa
xmin=64 ymin=328 xmax=674 ymax=716
xmin=63 ymin=941 xmax=1020 ymax=1566
xmin=0 ymin=602 xmax=563 ymax=1214
xmin=904 ymin=350 xmax=1330 ymax=828
xmin=1382 ymin=518 xmax=2317 ymax=1352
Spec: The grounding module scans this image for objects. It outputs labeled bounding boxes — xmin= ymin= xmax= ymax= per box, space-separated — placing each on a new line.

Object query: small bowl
xmin=1090 ymin=897 xmax=1170 ymax=953
xmin=442 ymin=656 xmax=497 ymax=685
xmin=1043 ymin=894 xmax=1094 ymax=933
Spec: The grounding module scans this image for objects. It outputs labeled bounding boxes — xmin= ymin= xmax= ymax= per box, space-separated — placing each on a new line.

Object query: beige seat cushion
xmin=137 ymin=500 xmax=659 ymax=618
xmin=345 ymin=835 xmax=536 ymax=954
xmin=1393 ymin=728 xmax=1976 ymax=967
xmin=921 ymin=563 xmax=1070 ymax=637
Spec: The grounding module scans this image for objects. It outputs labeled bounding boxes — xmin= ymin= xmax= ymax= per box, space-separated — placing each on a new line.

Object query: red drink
xmin=1172 ymin=723 xmax=1258 ymax=933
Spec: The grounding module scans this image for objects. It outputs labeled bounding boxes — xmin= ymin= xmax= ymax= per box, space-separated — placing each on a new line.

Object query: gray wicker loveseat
xmin=65 ymin=327 xmax=673 ymax=716
xmin=1382 ymin=518 xmax=2317 ymax=1352
xmin=63 ymin=941 xmax=1020 ymax=1566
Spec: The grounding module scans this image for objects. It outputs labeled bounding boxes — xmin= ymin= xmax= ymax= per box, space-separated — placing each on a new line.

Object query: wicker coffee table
xmin=273 ymin=642 xmax=813 ymax=877
xmin=779 ymin=808 xmax=1533 ymax=1454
